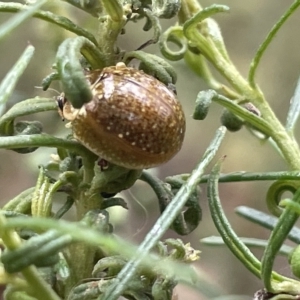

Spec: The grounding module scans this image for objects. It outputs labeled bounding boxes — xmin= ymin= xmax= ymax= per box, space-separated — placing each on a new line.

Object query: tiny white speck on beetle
xmin=107 ymin=126 xmax=111 ymax=130
xmin=118 ymin=133 xmax=123 ymax=138
xmin=126 ymin=132 xmax=130 ymax=136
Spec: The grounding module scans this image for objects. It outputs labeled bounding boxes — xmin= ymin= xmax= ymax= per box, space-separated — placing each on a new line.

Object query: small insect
xmin=58 ymin=62 xmax=186 ymax=169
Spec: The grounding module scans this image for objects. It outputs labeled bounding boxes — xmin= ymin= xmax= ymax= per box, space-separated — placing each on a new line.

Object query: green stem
xmin=0 ymin=98 xmax=56 ymax=124
xmin=21 ymin=268 xmax=60 ymax=300
xmin=212 ymin=93 xmax=273 ymax=136
xmin=0 ymin=45 xmax=35 ymax=113
xmin=207 ymin=159 xmax=290 ymax=283
xmin=2 ymin=187 xmax=35 ymax=211
xmin=236 ymin=206 xmax=300 ymax=245
xmin=2 ymin=216 xmax=219 ymax=298
xmin=197 ymin=171 xmax=300 ymax=183
xmin=102 ymin=0 xmax=123 ymax=22
xmin=169 ymin=171 xmax=300 ymax=187
xmin=266 ymin=181 xmax=299 ymax=217
xmin=181 ymin=4 xmax=300 ymax=170
xmin=96 ymin=0 xmax=126 ymax=65
xmin=261 ymin=188 xmax=300 ymax=292
xmin=101 ymin=126 xmax=227 ymax=300
xmin=201 ymin=236 xmax=293 ymax=256
xmin=0 ymin=2 xmax=98 ymax=45
xmin=65 ymin=155 xmax=98 ymax=291
xmin=0 ymin=97 xmax=56 ymax=135
xmin=180 ymin=0 xmax=300 ymax=292
xmin=248 ymin=0 xmax=300 ymax=88
xmin=31 ymin=166 xmax=49 ymax=217
xmin=281 ymin=199 xmax=300 ymax=215
xmin=0 ymin=134 xmax=93 ymax=158
xmin=0 ymin=0 xmax=48 ymax=40
xmin=0 ymin=214 xmax=60 ymax=300
xmin=140 ymin=171 xmax=172 ymax=213
xmin=178 ymin=0 xmax=202 ymax=24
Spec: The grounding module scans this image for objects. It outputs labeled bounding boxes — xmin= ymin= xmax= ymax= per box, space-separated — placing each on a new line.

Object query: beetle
xmin=57 ymin=62 xmax=185 ymax=169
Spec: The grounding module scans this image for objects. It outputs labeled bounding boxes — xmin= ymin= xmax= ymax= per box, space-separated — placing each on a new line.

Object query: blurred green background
xmin=1 ymin=0 xmax=300 ymax=299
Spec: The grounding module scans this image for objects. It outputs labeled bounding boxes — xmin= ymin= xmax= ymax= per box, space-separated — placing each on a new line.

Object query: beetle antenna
xmin=35 ymin=86 xmax=60 ymax=95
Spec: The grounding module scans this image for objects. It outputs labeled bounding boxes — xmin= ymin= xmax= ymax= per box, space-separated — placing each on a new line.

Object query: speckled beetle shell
xmin=60 ymin=62 xmax=185 ymax=169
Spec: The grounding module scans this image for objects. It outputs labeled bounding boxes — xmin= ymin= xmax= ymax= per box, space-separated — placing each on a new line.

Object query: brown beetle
xmin=58 ymin=62 xmax=185 ymax=169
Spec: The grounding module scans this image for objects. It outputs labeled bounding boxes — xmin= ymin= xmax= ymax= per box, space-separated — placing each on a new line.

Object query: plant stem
xmin=181 ymin=0 xmax=300 ymax=292
xmin=248 ymin=0 xmax=300 ymax=87
xmin=101 ymin=126 xmax=227 ymax=300
xmin=182 ymin=171 xmax=300 ymax=184
xmin=0 ymin=134 xmax=93 ymax=158
xmin=236 ymin=206 xmax=300 ymax=244
xmin=0 ymin=2 xmax=97 ymax=45
xmin=181 ymin=1 xmax=300 ymax=170
xmin=261 ymin=201 xmax=300 ymax=292
xmin=0 ymin=45 xmax=35 ymax=113
xmin=2 ymin=216 xmax=219 ymax=297
xmin=207 ymin=159 xmax=293 ymax=284
xmin=96 ymin=0 xmax=126 ymax=66
xmin=65 ymin=157 xmax=100 ymax=292
xmin=0 ymin=215 xmax=60 ymax=300
xmin=201 ymin=236 xmax=293 ymax=256
xmin=0 ymin=0 xmax=48 ymax=40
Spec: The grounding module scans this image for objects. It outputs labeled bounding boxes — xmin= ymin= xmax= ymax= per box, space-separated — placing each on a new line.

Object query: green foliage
xmin=1 ymin=0 xmax=300 ymax=300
